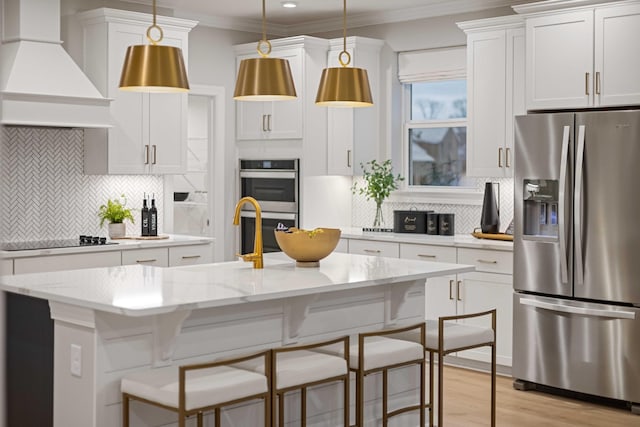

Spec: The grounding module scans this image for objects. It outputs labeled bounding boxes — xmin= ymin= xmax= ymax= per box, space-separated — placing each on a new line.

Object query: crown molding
xmin=176 ymin=0 xmax=522 ymax=36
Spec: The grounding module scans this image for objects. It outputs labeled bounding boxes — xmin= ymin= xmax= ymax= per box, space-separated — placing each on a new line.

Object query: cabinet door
xmin=466 ymin=30 xmax=507 ymax=177
xmin=425 ymin=275 xmax=458 ymax=321
xmin=595 ymin=3 xmax=640 ymax=107
xmin=457 ymin=271 xmax=513 ymax=367
xmin=235 ymin=49 xmax=303 ymax=141
xmin=107 ymin=23 xmax=147 ymax=174
xmin=505 ymin=27 xmax=525 ymax=177
xmin=526 ymin=10 xmax=594 ymax=110
xmin=13 ymin=252 xmax=122 ymax=274
xmin=121 ymin=248 xmax=169 ymax=267
xmin=348 ymin=239 xmax=399 ymax=258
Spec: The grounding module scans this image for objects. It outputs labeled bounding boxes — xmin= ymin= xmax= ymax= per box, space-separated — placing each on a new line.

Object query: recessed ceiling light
xmin=281 ymin=1 xmax=297 ymax=8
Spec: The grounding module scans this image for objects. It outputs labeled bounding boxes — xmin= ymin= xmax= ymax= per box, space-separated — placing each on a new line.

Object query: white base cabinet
xmin=518 ymin=1 xmax=640 ymax=110
xmin=77 ymin=8 xmax=196 ymax=175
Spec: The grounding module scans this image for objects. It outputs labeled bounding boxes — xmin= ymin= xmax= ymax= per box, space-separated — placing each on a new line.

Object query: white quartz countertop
xmin=0 ymin=234 xmax=214 ymax=259
xmin=0 ymin=252 xmax=474 ymax=317
xmin=339 ymin=227 xmax=513 ymax=251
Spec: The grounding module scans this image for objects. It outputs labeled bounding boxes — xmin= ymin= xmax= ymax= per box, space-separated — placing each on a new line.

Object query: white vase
xmin=108 ymin=222 xmax=126 ymax=239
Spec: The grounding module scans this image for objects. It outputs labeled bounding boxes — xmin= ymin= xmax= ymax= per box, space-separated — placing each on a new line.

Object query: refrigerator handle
xmin=519 ymin=298 xmax=636 ymax=320
xmin=575 ymin=125 xmax=586 ymax=286
xmin=558 ymin=125 xmax=571 ymax=284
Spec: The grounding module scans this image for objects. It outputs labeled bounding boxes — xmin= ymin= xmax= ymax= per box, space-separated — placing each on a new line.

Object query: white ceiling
xmin=120 ymin=0 xmax=528 ymax=34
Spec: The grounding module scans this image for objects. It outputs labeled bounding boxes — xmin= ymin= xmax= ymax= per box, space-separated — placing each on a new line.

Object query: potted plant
xmin=98 ymin=195 xmax=135 ymax=238
xmin=352 ymin=159 xmax=404 ymax=228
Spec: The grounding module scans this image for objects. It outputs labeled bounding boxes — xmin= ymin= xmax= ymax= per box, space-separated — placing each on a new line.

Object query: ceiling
xmin=119 ymin=0 xmax=529 ymax=34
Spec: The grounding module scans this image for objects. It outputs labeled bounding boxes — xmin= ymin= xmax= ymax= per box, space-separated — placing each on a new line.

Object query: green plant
xmin=98 ymin=195 xmax=135 ymax=227
xmin=352 ymin=159 xmax=404 ymax=227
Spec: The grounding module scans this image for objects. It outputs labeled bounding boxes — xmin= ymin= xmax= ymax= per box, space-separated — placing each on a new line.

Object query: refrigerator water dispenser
xmin=522 ymin=179 xmax=558 ymax=238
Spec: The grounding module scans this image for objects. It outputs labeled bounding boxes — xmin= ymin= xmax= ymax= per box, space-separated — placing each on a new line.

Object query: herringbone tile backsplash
xmin=0 ymin=126 xmax=163 ymax=242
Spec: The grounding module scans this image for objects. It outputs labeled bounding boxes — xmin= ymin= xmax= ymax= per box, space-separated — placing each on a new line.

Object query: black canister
xmin=426 ymin=213 xmax=439 ymax=235
xmin=393 ymin=210 xmax=430 ymax=233
xmin=439 ymin=213 xmax=455 ymax=236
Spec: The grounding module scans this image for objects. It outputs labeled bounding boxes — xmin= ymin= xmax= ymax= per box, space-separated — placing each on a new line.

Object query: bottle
xmin=141 ymin=194 xmax=150 ymax=236
xmin=480 ymin=182 xmax=500 ymax=234
xmin=149 ymin=194 xmax=158 ymax=236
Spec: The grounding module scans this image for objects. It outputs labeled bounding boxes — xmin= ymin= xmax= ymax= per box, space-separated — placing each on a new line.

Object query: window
xmin=405 ymin=79 xmax=473 ymax=187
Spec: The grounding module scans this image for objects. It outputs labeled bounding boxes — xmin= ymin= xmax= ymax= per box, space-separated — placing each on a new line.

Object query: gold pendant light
xmin=234 ymin=0 xmax=297 ymax=101
xmin=315 ymin=0 xmax=373 ymax=107
xmin=119 ymin=0 xmax=189 ymax=93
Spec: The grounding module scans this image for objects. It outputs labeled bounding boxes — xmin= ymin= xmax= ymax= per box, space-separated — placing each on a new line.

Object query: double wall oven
xmin=239 ymin=159 xmax=299 ymax=253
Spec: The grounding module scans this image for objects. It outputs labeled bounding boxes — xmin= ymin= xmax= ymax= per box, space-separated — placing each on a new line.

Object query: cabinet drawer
xmin=14 ymin=251 xmax=121 ymax=274
xmin=1 ymin=259 xmax=14 ymax=275
xmin=169 ymin=244 xmax=213 ymax=266
xmin=121 ymin=248 xmax=168 ymax=267
xmin=400 ymin=243 xmax=456 ymax=263
xmin=348 ymin=240 xmax=399 ymax=258
xmin=457 ymin=248 xmax=512 ymax=274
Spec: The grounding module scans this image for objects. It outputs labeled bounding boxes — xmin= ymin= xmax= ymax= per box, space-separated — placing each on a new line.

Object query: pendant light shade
xmin=233 ymin=0 xmax=297 ymax=101
xmin=119 ymin=0 xmax=189 ymax=93
xmin=234 ymin=57 xmax=296 ymax=101
xmin=315 ymin=0 xmax=373 ymax=107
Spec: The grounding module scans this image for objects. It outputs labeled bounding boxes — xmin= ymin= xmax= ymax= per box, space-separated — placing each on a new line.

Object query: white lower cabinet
xmin=121 ymin=248 xmax=169 ymax=267
xmin=13 ymin=251 xmax=122 ymax=274
xmin=399 ymin=242 xmax=513 ymax=367
xmin=348 ymin=239 xmax=400 ymax=258
xmin=334 ymin=238 xmax=349 ymax=253
xmin=169 ymin=244 xmax=213 ymax=266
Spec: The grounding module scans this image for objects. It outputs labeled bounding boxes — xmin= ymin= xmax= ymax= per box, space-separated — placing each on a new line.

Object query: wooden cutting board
xmin=111 ymin=235 xmax=170 ymax=240
xmin=471 ymin=231 xmax=513 ymax=241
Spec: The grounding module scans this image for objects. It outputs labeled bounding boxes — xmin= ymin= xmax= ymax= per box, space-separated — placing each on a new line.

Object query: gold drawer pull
xmin=136 ymin=259 xmax=157 ymax=263
xmin=477 ymin=259 xmax=498 ymax=264
xmin=457 ymin=280 xmax=462 ymax=301
xmin=449 ymin=280 xmax=454 ymax=300
xmin=418 ymin=254 xmax=436 ymax=259
xmin=363 ymin=249 xmax=381 ymax=254
xmin=181 ymin=255 xmax=201 ymax=260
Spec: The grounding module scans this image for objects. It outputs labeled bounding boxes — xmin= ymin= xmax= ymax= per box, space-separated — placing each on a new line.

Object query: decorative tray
xmin=471 ymin=231 xmax=513 ymax=241
xmin=111 ymin=235 xmax=170 ymax=240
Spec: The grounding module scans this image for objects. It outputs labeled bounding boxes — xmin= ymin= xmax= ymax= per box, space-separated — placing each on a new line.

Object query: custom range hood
xmin=1 ymin=0 xmax=111 ymax=128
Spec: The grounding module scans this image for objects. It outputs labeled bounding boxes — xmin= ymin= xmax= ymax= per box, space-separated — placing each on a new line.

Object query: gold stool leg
xmin=198 ymin=411 xmax=204 ymax=427
xmin=122 ymin=394 xmax=130 ymax=427
xmin=420 ymin=359 xmax=426 ymax=427
xmin=382 ymin=368 xmax=389 ymax=427
xmin=344 ymin=374 xmax=350 ymax=426
xmin=301 ymin=387 xmax=307 ymax=427
xmin=279 ymin=392 xmax=285 ymax=427
xmin=429 ymin=352 xmax=434 ymax=427
xmin=491 ymin=343 xmax=497 ymax=427
xmin=438 ymin=351 xmax=444 ymax=427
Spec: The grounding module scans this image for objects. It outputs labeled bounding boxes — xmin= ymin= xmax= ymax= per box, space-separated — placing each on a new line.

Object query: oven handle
xmin=240 ymin=211 xmax=297 ymax=221
xmin=240 ymin=171 xmax=297 ymax=179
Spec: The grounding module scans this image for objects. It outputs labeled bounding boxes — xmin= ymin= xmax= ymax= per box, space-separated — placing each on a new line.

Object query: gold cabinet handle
xmin=363 ymin=249 xmax=381 ymax=254
xmin=418 ymin=254 xmax=436 ymax=259
xmin=152 ymin=144 xmax=157 ymax=165
xmin=456 ymin=280 xmax=462 ymax=301
xmin=506 ymin=147 xmax=511 ymax=168
xmin=595 ymin=71 xmax=601 ymax=95
xmin=181 ymin=255 xmax=201 ymax=260
xmin=498 ymin=147 xmax=503 ymax=168
xmin=144 ymin=144 xmax=149 ymax=164
xmin=449 ymin=279 xmax=454 ymax=300
xmin=585 ymin=72 xmax=590 ymax=95
xmin=267 ymin=114 xmax=272 ymax=132
xmin=262 ymin=114 xmax=267 ymax=132
xmin=136 ymin=259 xmax=157 ymax=263
xmin=477 ymin=259 xmax=498 ymax=264
xmin=347 ymin=149 xmax=352 ymax=168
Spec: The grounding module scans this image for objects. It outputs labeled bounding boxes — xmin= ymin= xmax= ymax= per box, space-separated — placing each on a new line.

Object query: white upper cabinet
xmin=460 ymin=16 xmax=525 ymax=177
xmin=235 ymin=47 xmax=304 ymax=140
xmin=520 ymin=1 xmax=640 ymax=110
xmin=326 ymin=37 xmax=383 ymax=176
xmin=77 ymin=8 xmax=196 ymax=174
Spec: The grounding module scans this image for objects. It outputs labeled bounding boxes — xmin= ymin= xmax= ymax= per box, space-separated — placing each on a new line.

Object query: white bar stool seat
xmin=121 ymin=350 xmax=271 ymax=427
xmin=425 ymin=319 xmax=495 ymax=352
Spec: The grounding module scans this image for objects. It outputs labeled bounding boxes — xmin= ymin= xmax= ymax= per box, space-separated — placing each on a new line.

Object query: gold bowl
xmin=274 ymin=227 xmax=341 ymax=267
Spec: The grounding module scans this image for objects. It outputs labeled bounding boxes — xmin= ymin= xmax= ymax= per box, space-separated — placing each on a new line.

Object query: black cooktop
xmin=0 ymin=236 xmax=118 ymax=251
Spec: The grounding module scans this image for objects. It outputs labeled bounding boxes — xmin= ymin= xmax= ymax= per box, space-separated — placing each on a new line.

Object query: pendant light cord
xmin=256 ymin=0 xmax=272 ymax=57
xmin=343 ymin=0 xmax=347 ymax=53
xmin=146 ymin=0 xmax=163 ymax=45
xmin=262 ymin=0 xmax=267 ymax=42
xmin=152 ymin=0 xmax=157 ymax=26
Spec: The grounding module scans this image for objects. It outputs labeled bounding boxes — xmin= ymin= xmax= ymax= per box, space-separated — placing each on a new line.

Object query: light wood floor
xmin=441 ymin=366 xmax=639 ymax=426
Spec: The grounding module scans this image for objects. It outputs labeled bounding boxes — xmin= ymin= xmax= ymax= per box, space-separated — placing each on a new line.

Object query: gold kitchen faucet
xmin=233 ymin=196 xmax=264 ymax=269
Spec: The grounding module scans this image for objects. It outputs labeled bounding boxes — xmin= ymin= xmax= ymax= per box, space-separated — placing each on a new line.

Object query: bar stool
xmin=349 ymin=323 xmax=427 ymax=427
xmin=243 ymin=336 xmax=350 ymax=426
xmin=425 ymin=309 xmax=497 ymax=427
xmin=121 ymin=349 xmax=271 ymax=427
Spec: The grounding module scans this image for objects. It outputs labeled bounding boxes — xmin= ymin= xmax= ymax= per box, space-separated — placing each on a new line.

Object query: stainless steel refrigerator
xmin=513 ymin=110 xmax=640 ymax=412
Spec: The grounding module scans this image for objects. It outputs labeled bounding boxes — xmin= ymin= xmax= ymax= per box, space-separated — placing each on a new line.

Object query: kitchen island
xmin=0 ymin=252 xmax=473 ymax=427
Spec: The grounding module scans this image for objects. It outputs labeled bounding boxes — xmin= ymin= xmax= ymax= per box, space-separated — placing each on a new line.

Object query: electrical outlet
xmin=70 ymin=344 xmax=82 ymax=377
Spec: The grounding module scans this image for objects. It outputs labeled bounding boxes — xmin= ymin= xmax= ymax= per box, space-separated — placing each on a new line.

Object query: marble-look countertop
xmin=0 ymin=234 xmax=214 ymax=259
xmin=339 ymin=227 xmax=513 ymax=251
xmin=0 ymin=252 xmax=474 ymax=317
